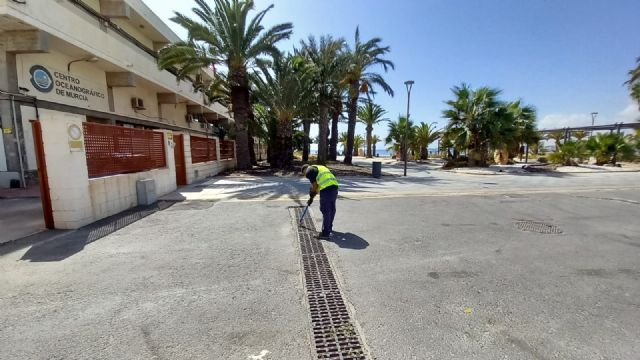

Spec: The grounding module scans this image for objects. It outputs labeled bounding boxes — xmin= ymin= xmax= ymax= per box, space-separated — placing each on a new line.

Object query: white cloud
xmin=538 ymin=101 xmax=640 ymax=131
xmin=615 ymin=103 xmax=640 ymax=123
xmin=538 ymin=113 xmax=591 ymax=130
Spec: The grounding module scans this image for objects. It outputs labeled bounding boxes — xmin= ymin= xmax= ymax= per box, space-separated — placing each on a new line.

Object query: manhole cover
xmin=290 ymin=207 xmax=367 ymax=359
xmin=515 ymin=220 xmax=562 ymax=234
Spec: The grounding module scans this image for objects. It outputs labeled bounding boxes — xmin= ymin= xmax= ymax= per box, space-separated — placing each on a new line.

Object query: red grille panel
xmin=190 ymin=136 xmax=217 ymax=164
xmin=83 ymin=123 xmax=166 ymax=178
xmin=219 ymin=140 xmax=235 ymax=160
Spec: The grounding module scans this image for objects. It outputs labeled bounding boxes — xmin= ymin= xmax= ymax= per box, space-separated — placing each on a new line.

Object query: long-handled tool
xmin=299 ymin=205 xmax=309 ymax=223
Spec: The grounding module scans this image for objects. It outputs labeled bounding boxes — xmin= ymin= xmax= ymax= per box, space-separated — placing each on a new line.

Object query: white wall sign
xmin=18 ymin=56 xmax=110 ymax=112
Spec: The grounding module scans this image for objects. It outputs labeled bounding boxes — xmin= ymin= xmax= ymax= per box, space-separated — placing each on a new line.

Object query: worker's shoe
xmin=317 ymin=232 xmax=331 ymax=240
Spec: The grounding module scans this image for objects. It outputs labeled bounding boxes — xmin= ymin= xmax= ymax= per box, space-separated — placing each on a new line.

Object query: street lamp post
xmin=404 ymin=80 xmax=414 ymax=176
xmin=590 ymin=112 xmax=598 ymax=138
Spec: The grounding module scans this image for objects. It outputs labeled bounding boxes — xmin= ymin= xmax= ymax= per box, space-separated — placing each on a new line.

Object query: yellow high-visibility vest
xmin=314 ymin=165 xmax=339 ymax=191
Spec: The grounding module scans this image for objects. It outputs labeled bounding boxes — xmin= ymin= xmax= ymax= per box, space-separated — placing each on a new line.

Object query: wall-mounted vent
xmin=131 ymin=97 xmax=145 ymax=110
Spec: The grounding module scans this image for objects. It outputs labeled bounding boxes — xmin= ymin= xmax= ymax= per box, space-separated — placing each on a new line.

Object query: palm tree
xmin=625 ymin=57 xmax=640 ymax=109
xmin=353 ymin=135 xmax=365 ymax=156
xmin=442 ymin=84 xmax=502 ymax=166
xmin=386 ymin=116 xmax=415 ymax=161
xmin=545 ymin=131 xmax=565 ymax=149
xmin=573 ymin=130 xmax=588 ymax=142
xmin=329 ymin=84 xmax=347 ymax=161
xmin=371 ymin=134 xmax=381 ymax=157
xmin=586 ymin=133 xmax=635 ymax=165
xmin=507 ymin=101 xmax=538 ymax=162
xmin=357 ymin=101 xmax=388 ymax=158
xmin=158 ymin=0 xmax=293 ymax=170
xmin=253 ymin=54 xmax=306 ymax=168
xmin=342 ymin=27 xmax=395 ymax=165
xmin=549 ymin=141 xmax=588 ymax=166
xmin=299 ymin=35 xmax=346 ymax=163
xmin=413 ymin=122 xmax=441 ymax=161
xmin=338 ymin=132 xmax=348 ymax=155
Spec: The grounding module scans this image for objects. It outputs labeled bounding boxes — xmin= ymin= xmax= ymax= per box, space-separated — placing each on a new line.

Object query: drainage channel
xmin=290 ymin=207 xmax=367 ymax=360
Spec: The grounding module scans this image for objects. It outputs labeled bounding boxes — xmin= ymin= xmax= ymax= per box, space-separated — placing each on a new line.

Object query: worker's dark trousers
xmin=319 ymin=185 xmax=338 ymax=236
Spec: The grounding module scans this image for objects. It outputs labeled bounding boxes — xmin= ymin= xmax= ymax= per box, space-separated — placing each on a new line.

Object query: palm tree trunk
xmin=302 ymin=119 xmax=311 ymax=162
xmin=344 ymin=83 xmax=358 ymax=165
xmin=329 ymin=108 xmax=339 ymax=161
xmin=318 ymin=101 xmax=329 ymax=164
xmin=373 ymin=143 xmax=377 ymax=157
xmin=248 ymin=133 xmax=257 ymax=165
xmin=273 ymin=120 xmax=293 ymax=168
xmin=366 ymin=126 xmax=373 ymax=158
xmin=230 ymin=83 xmax=252 ymax=170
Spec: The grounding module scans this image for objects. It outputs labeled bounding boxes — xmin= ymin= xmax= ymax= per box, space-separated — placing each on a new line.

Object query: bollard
xmin=372 ymin=161 xmax=382 ymax=178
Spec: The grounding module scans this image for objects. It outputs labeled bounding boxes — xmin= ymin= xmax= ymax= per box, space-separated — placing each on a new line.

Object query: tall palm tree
xmin=158 ymin=0 xmax=293 ymax=170
xmin=299 ymin=35 xmax=346 ymax=163
xmin=371 ymin=134 xmax=381 ymax=157
xmin=442 ymin=84 xmax=502 ymax=166
xmin=413 ymin=122 xmax=441 ymax=160
xmin=506 ymin=101 xmax=538 ymax=162
xmin=386 ymin=116 xmax=415 ymax=162
xmin=342 ymin=27 xmax=395 ymax=165
xmin=625 ymin=56 xmax=640 ymax=109
xmin=253 ymin=54 xmax=306 ymax=168
xmin=357 ymin=101 xmax=388 ymax=158
xmin=329 ymin=84 xmax=347 ymax=161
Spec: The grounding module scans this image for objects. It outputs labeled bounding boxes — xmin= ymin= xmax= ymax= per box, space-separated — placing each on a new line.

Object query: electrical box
xmin=136 ymin=179 xmax=156 ymax=206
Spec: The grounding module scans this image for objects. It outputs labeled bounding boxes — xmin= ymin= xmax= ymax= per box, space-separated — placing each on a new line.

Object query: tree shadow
xmin=19 ymin=201 xmax=177 ymax=262
xmin=325 ymin=231 xmax=369 ymax=250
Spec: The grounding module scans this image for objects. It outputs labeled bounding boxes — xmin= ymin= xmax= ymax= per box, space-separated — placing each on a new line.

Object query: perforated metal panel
xmin=83 ymin=122 xmax=166 ymax=178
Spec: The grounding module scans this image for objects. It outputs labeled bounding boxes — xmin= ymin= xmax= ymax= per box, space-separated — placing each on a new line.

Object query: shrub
xmin=549 ymin=141 xmax=588 ymax=166
xmin=537 ymin=157 xmax=548 ymax=163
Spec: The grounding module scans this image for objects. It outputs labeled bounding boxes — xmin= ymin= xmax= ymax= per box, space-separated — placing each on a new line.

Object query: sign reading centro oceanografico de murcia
xmin=21 ymin=60 xmax=110 ymax=112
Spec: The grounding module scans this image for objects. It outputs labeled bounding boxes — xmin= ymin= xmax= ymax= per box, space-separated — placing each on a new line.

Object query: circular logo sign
xmin=67 ymin=124 xmax=83 ymax=140
xmin=29 ymin=65 xmax=54 ymax=93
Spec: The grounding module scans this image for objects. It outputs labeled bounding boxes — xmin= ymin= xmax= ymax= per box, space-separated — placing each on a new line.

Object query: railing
xmin=190 ymin=136 xmax=217 ymax=163
xmin=220 ymin=140 xmax=235 ymax=160
xmin=83 ymin=123 xmax=166 ymax=178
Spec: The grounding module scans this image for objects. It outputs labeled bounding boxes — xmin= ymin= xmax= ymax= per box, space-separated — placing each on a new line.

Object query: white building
xmin=0 ymin=0 xmax=235 ymax=229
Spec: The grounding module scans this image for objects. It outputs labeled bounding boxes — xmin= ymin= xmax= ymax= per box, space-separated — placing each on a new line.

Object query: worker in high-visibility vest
xmin=302 ymin=164 xmax=339 ymax=239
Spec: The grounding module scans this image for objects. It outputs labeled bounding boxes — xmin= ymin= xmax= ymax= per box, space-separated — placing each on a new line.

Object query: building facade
xmin=0 ymin=0 xmax=235 ymax=228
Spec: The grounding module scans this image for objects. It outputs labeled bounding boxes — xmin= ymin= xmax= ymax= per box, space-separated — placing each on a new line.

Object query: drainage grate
xmin=515 ymin=220 xmax=562 ymax=234
xmin=290 ymin=207 xmax=367 ymax=360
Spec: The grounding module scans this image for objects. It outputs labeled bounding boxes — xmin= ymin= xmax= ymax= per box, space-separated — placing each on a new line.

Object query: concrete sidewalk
xmin=0 ymin=201 xmax=312 ymax=359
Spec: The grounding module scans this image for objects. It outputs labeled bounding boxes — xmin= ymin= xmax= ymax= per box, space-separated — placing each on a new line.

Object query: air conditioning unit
xmin=131 ymin=97 xmax=145 ymax=110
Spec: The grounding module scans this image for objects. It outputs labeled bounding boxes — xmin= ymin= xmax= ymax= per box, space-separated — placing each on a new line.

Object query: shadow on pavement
xmin=18 ymin=201 xmax=177 ymax=262
xmin=326 ymin=231 xmax=369 ymax=250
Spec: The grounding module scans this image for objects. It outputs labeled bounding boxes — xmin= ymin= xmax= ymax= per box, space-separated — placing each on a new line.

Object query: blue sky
xmin=145 ymin=0 xmax=640 ymax=148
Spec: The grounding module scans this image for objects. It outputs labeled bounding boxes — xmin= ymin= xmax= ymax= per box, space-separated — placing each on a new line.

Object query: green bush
xmin=537 ymin=157 xmax=548 ymax=163
xmin=585 ymin=133 xmax=635 ymax=165
xmin=549 ymin=141 xmax=588 ymax=166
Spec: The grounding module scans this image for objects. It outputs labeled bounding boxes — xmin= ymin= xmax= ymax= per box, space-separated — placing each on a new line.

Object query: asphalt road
xmin=324 ymin=189 xmax=640 ymax=359
xmin=1 ymin=173 xmax=639 ymax=359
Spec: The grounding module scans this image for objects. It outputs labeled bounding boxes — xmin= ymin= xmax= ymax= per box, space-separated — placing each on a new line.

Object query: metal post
xmin=590 ymin=112 xmax=598 ymax=138
xmin=9 ymin=95 xmax=26 ymax=188
xmin=403 ymin=80 xmax=414 ymax=176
